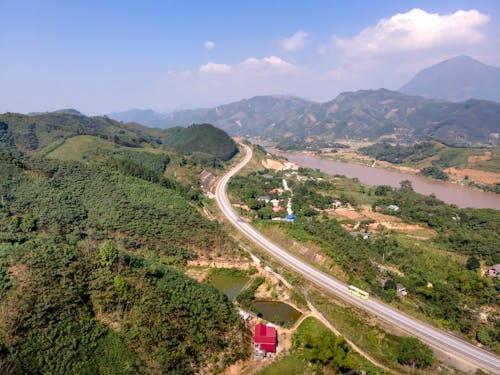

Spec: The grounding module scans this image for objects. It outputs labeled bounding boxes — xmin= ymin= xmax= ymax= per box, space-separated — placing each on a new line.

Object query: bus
xmin=348 ymin=285 xmax=369 ymax=300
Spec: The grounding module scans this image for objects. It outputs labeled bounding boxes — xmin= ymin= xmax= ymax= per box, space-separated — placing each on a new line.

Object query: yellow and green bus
xmin=348 ymin=285 xmax=369 ymax=300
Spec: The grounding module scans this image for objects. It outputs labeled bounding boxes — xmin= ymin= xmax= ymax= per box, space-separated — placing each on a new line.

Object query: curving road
xmin=215 ymin=143 xmax=500 ymax=374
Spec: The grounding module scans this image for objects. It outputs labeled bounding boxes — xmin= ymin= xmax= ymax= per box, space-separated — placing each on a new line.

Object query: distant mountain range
xmin=109 ymin=89 xmax=500 ymax=147
xmin=400 ymin=55 xmax=500 ymax=103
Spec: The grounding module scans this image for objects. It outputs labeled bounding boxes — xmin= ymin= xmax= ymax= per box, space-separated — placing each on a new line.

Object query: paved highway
xmin=215 ymin=143 xmax=500 ymax=374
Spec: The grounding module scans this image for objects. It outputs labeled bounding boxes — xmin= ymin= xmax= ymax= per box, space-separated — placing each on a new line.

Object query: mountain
xmin=108 ymin=108 xmax=165 ymax=126
xmin=115 ymin=90 xmax=500 ymax=146
xmin=400 ymin=56 xmax=500 ymax=103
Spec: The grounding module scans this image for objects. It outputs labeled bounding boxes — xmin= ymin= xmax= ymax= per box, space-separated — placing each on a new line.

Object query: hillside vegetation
xmin=0 ymin=112 xmax=237 ymax=163
xmin=359 ymin=140 xmax=500 ymax=191
xmin=0 ymin=112 xmax=246 ymax=373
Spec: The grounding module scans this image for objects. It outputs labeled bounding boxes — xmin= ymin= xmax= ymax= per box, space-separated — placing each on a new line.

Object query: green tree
xmin=397 ymin=337 xmax=434 ymax=370
xmin=113 ymin=275 xmax=130 ymax=300
xmin=19 ymin=214 xmax=37 ymax=232
xmin=100 ymin=241 xmax=118 ymax=269
xmin=466 ymin=256 xmax=480 ymax=271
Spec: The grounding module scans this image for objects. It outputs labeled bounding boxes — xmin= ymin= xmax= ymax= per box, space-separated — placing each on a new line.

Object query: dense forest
xmin=0 ymin=113 xmax=247 ymax=373
xmin=358 ymin=141 xmax=442 ymax=164
xmin=229 ymin=166 xmax=500 ymax=352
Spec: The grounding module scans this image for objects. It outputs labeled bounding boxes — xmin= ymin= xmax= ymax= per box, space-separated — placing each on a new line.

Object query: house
xmin=488 ymin=264 xmax=500 ymax=277
xmin=272 ymin=206 xmax=284 ymax=212
xmin=238 ymin=308 xmax=251 ymax=323
xmin=349 ymin=231 xmax=369 ymax=240
xmin=396 ymin=283 xmax=407 ymax=297
xmin=258 ymin=196 xmax=271 ymax=203
xmin=286 ymin=214 xmax=296 ymax=221
xmin=254 ymin=323 xmax=277 ymax=358
xmin=332 ymin=199 xmax=342 ymax=208
xmin=270 ymin=199 xmax=280 ymax=207
xmin=198 ymin=169 xmax=215 ymax=191
xmin=268 ymin=189 xmax=278 ymax=195
xmin=387 ymin=204 xmax=399 ymax=211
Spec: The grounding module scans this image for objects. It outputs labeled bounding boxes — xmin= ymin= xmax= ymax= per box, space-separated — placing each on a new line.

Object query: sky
xmin=1 ymin=1 xmax=499 ymax=115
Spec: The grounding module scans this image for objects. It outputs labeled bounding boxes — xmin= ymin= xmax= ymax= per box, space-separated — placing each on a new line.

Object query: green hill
xmin=0 ymin=112 xmax=245 ymax=373
xmin=0 ymin=111 xmax=237 ymax=162
xmin=163 ymin=123 xmax=238 ymax=161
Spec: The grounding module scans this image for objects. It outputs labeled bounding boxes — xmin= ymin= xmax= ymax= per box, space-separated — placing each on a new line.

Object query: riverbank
xmin=266 ymin=148 xmax=500 ymax=209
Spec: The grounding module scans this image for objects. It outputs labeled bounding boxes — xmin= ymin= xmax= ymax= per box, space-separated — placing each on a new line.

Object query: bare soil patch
xmin=445 ymin=167 xmax=500 ymax=185
xmin=262 ymin=158 xmax=285 ymax=170
xmin=467 ymin=151 xmax=492 ymax=164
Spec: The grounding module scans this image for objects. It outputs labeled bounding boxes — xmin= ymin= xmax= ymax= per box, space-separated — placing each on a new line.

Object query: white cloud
xmin=336 ymin=8 xmax=490 ymax=56
xmin=197 ymin=56 xmax=295 ymax=77
xmin=281 ymin=30 xmax=309 ymax=51
xmin=239 ymin=56 xmax=294 ymax=71
xmin=204 ymin=40 xmax=215 ymax=50
xmin=198 ymin=62 xmax=232 ymax=74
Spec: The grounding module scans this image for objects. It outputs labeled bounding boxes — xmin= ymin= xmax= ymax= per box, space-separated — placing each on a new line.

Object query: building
xmin=332 ymin=199 xmax=342 ymax=208
xmin=488 ymin=264 xmax=500 ymax=277
xmin=254 ymin=323 xmax=277 ymax=358
xmin=387 ymin=204 xmax=399 ymax=211
xmin=198 ymin=169 xmax=215 ymax=191
xmin=258 ymin=196 xmax=271 ymax=203
xmin=270 ymin=199 xmax=280 ymax=207
xmin=396 ymin=283 xmax=407 ymax=297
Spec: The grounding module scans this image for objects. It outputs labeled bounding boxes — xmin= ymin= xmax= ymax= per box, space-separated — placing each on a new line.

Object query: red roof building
xmin=254 ymin=323 xmax=277 ymax=353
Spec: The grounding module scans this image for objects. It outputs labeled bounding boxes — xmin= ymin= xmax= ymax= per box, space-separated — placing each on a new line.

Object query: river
xmin=268 ymin=149 xmax=500 ymax=209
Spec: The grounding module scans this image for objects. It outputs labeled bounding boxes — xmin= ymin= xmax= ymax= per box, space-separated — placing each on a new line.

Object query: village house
xmin=254 ymin=323 xmax=277 ymax=359
xmin=332 ymin=199 xmax=342 ymax=209
xmin=387 ymin=204 xmax=399 ymax=211
xmin=396 ymin=283 xmax=407 ymax=297
xmin=270 ymin=199 xmax=280 ymax=207
xmin=258 ymin=195 xmax=271 ymax=203
xmin=198 ymin=169 xmax=214 ymax=191
xmin=487 ymin=264 xmax=500 ymax=277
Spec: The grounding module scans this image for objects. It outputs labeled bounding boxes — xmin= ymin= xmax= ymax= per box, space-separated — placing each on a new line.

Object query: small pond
xmin=251 ymin=300 xmax=302 ymax=326
xmin=210 ymin=274 xmax=249 ymax=302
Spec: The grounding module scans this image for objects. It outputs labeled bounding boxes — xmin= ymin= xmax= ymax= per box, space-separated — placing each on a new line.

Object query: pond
xmin=210 ymin=274 xmax=249 ymax=302
xmin=251 ymin=300 xmax=302 ymax=326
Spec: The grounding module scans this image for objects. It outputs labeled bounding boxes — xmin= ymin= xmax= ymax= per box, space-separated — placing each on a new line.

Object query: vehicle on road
xmin=348 ymin=285 xmax=369 ymax=300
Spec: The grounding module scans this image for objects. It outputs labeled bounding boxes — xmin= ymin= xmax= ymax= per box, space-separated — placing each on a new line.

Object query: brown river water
xmin=267 ymin=149 xmax=500 ymax=210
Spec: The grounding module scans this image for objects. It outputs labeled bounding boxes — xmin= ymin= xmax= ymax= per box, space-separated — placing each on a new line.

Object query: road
xmin=215 ymin=143 xmax=500 ymax=374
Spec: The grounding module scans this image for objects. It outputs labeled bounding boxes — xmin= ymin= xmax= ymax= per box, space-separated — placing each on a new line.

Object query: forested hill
xmin=110 ymin=90 xmax=500 ymax=147
xmin=0 ymin=111 xmax=238 ymax=161
xmin=0 ymin=112 xmax=246 ymax=373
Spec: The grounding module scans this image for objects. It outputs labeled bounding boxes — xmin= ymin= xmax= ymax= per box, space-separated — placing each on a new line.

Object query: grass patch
xmin=45 ymin=135 xmax=123 ymax=161
xmin=310 ymin=293 xmax=434 ymax=372
xmin=256 ymin=354 xmax=313 ymax=375
xmin=293 ymin=317 xmax=388 ymax=374
xmin=209 ymin=267 xmax=248 ymax=277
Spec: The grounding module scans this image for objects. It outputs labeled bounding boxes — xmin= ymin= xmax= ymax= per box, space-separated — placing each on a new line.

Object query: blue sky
xmin=1 ymin=1 xmax=499 ymax=114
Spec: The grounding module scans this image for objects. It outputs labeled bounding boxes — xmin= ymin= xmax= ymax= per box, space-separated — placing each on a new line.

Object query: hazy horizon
xmin=1 ymin=1 xmax=499 ymax=115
